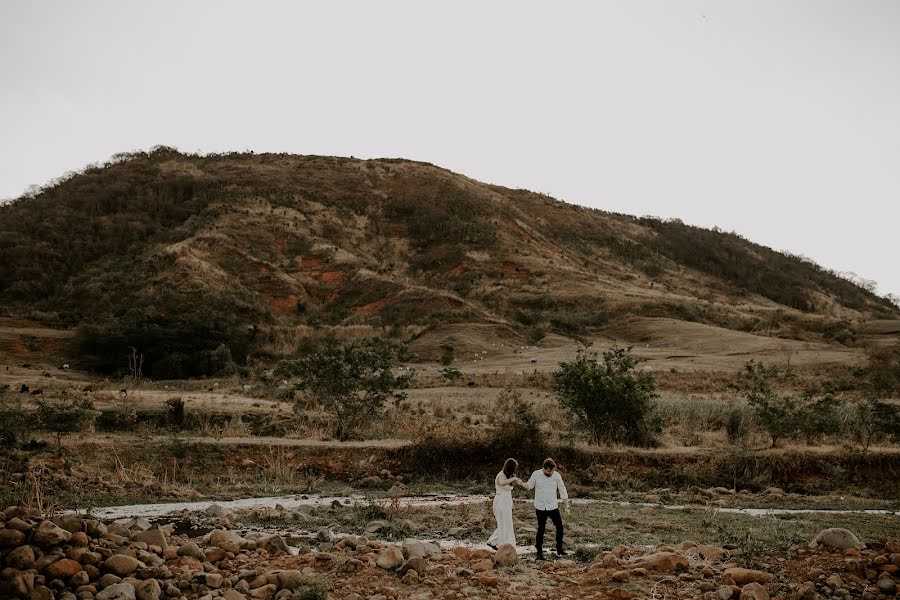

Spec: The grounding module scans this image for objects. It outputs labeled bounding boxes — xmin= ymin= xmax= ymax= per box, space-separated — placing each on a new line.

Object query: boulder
xmin=398 ymin=557 xmax=427 ymax=577
xmin=716 ymin=585 xmax=735 ymax=600
xmin=377 ymin=547 xmax=405 ymax=570
xmin=275 ymin=570 xmax=303 ymax=590
xmin=493 ymin=544 xmax=518 ymax=567
xmin=223 ymin=591 xmax=248 ymax=600
xmin=6 ymin=544 xmax=36 ymax=569
xmin=722 ymin=568 xmax=773 ymax=585
xmin=402 ymin=538 xmax=441 ymax=559
xmin=32 ymin=521 xmax=72 ymax=547
xmin=250 ymin=584 xmax=277 ymax=599
xmin=739 ymin=582 xmax=769 ymax=600
xmin=209 ymin=529 xmax=241 ymax=547
xmin=258 ymin=535 xmax=290 ymax=556
xmin=877 ymin=577 xmax=897 ymax=595
xmin=131 ymin=528 xmax=167 ymax=549
xmin=96 ymin=583 xmax=137 ymax=600
xmin=54 ymin=515 xmax=85 ymax=534
xmin=45 ymin=558 xmax=83 ymax=579
xmin=627 ymin=552 xmax=689 ymax=572
xmin=124 ymin=518 xmax=152 ymax=531
xmin=134 ymin=578 xmax=161 ymax=600
xmin=6 ymin=517 xmax=33 ymax=532
xmin=176 ymin=542 xmax=205 ymax=560
xmin=697 ymin=545 xmax=728 ymax=561
xmin=810 ymin=528 xmax=865 ymax=550
xmin=365 ymin=521 xmax=387 ymax=534
xmin=104 ymin=555 xmax=142 ymax=577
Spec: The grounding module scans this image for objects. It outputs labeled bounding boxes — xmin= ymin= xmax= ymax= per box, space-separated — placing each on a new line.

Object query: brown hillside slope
xmin=0 ymin=148 xmax=895 ymax=368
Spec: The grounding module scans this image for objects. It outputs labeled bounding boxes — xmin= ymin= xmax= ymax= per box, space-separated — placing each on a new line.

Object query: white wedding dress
xmin=487 ymin=471 xmax=518 ymax=547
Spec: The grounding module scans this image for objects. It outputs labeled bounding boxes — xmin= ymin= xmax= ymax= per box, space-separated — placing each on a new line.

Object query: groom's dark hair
xmin=503 ymin=458 xmax=518 ymax=478
xmin=543 ymin=458 xmax=557 ymax=470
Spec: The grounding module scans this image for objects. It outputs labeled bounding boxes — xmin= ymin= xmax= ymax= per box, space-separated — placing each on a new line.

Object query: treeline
xmin=76 ymin=308 xmax=251 ymax=379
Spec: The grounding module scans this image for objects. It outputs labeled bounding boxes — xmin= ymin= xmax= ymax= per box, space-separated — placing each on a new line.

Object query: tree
xmin=36 ymin=397 xmax=99 ymax=451
xmin=729 ymin=361 xmax=801 ymax=448
xmin=438 ymin=343 xmax=462 ymax=382
xmin=851 ymin=398 xmax=900 ymax=450
xmin=275 ymin=339 xmax=414 ymax=440
xmin=553 ymin=346 xmax=659 ymax=446
xmin=490 ymin=387 xmax=547 ymax=461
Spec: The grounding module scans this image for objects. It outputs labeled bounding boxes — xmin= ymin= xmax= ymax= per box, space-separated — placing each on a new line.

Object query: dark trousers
xmin=535 ymin=508 xmax=564 ymax=553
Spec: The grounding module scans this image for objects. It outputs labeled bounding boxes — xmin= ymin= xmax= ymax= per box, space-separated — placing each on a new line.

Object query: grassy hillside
xmin=1 ymin=147 xmax=895 ymax=375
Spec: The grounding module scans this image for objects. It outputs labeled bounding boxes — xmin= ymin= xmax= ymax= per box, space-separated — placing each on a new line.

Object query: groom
xmin=526 ymin=457 xmax=569 ymax=560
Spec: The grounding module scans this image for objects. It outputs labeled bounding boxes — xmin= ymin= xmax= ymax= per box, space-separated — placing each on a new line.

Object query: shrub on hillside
xmin=489 ymin=388 xmax=547 ymax=462
xmin=553 ymin=346 xmax=660 ymax=446
xmin=865 ymin=344 xmax=900 ymax=397
xmin=850 ymin=398 xmax=900 ymax=450
xmin=729 ymin=361 xmax=845 ymax=447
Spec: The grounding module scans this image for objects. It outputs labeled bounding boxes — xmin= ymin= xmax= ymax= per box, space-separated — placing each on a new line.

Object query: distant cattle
xmin=30 ymin=388 xmax=43 ymax=396
xmin=19 ymin=384 xmax=28 ymax=393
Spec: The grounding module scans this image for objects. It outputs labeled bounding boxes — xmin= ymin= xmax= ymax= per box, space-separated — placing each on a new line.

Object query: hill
xmin=1 ymin=147 xmax=896 ymax=377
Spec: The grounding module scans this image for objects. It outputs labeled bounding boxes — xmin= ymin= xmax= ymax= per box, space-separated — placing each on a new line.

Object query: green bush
xmin=850 ymin=398 xmax=900 ymax=449
xmin=276 ymin=339 xmax=414 ymax=440
xmin=553 ymin=346 xmax=660 ymax=446
xmin=725 ymin=409 xmax=748 ymax=446
xmin=489 ymin=388 xmax=547 ymax=462
xmin=36 ymin=397 xmax=100 ymax=449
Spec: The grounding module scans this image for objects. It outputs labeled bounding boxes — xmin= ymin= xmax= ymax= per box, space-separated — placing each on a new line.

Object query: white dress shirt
xmin=526 ymin=469 xmax=568 ymax=511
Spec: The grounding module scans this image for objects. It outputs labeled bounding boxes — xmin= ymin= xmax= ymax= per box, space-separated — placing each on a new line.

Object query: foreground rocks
xmin=1 ymin=507 xmax=897 ymax=600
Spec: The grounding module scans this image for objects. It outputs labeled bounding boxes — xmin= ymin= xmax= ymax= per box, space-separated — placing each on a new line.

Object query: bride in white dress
xmin=488 ymin=458 xmax=526 ymax=548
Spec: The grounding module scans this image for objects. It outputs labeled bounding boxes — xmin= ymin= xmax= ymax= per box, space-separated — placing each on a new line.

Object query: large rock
xmin=0 ymin=528 xmax=26 ymax=546
xmin=398 ymin=556 xmax=427 ymax=577
xmin=275 ymin=570 xmax=303 ymax=590
xmin=124 ymin=518 xmax=152 ymax=531
xmin=377 ymin=546 xmax=405 ymax=570
xmin=104 ymin=554 xmax=142 ymax=577
xmin=258 ymin=535 xmax=290 ymax=556
xmin=134 ymin=578 xmax=161 ymax=600
xmin=32 ymin=521 xmax=72 ymax=547
xmin=493 ymin=544 xmax=518 ymax=567
xmin=810 ymin=528 xmax=865 ymax=550
xmin=45 ymin=558 xmax=83 ymax=579
xmin=722 ymin=568 xmax=773 ymax=585
xmin=209 ymin=529 xmax=241 ymax=547
xmin=627 ymin=552 xmax=689 ymax=572
xmin=696 ymin=545 xmax=728 ymax=561
xmin=53 ymin=515 xmax=85 ymax=534
xmin=97 ymin=583 xmax=137 ymax=600
xmin=739 ymin=582 xmax=770 ymax=600
xmin=176 ymin=542 xmax=204 ymax=560
xmin=402 ymin=539 xmax=441 ymax=559
xmin=6 ymin=517 xmax=34 ymax=532
xmin=6 ymin=544 xmax=36 ymax=569
xmin=131 ymin=528 xmax=167 ymax=549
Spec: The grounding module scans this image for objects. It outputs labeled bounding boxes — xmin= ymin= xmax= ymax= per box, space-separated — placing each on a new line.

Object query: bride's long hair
xmin=502 ymin=458 xmax=518 ymax=479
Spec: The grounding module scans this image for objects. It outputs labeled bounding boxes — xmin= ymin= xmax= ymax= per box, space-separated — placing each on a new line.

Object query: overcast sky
xmin=2 ymin=1 xmax=899 ymax=300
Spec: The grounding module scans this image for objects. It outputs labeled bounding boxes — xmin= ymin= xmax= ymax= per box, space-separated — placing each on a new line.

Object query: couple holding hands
xmin=487 ymin=457 xmax=569 ymax=561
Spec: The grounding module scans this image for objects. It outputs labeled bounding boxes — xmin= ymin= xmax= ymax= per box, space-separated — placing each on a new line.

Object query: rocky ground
xmin=2 ymin=505 xmax=899 ymax=600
